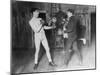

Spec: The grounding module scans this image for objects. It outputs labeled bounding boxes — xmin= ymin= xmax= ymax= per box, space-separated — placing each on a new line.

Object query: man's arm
xmin=79 ymin=25 xmax=86 ymax=45
xmin=43 ymin=25 xmax=56 ymax=30
xmin=77 ymin=16 xmax=86 ymax=45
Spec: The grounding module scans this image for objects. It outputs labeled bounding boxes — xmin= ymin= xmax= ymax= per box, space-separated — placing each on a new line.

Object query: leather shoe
xmin=49 ymin=62 xmax=57 ymax=67
xmin=34 ymin=64 xmax=38 ymax=70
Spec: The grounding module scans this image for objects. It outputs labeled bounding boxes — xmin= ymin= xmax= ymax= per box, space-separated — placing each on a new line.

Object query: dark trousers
xmin=64 ymin=37 xmax=83 ymax=66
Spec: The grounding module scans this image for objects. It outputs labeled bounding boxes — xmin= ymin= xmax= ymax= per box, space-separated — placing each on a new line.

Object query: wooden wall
xmin=12 ymin=1 xmax=96 ymax=48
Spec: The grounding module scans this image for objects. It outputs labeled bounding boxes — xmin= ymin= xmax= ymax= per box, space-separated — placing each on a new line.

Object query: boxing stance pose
xmin=29 ymin=8 xmax=56 ymax=69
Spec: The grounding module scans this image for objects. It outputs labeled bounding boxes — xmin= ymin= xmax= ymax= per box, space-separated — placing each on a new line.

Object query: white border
xmin=0 ymin=0 xmax=100 ymax=75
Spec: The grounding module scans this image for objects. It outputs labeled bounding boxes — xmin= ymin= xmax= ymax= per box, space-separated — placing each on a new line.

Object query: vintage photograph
xmin=11 ymin=0 xmax=96 ymax=74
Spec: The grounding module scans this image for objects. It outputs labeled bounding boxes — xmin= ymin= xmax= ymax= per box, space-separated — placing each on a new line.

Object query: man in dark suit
xmin=64 ymin=9 xmax=86 ymax=66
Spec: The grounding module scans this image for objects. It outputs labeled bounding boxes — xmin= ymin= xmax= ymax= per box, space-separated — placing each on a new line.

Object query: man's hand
xmin=63 ymin=33 xmax=68 ymax=38
xmin=79 ymin=38 xmax=86 ymax=45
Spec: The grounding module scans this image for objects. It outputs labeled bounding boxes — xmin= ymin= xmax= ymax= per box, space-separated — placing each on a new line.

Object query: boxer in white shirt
xmin=29 ymin=8 xmax=56 ymax=69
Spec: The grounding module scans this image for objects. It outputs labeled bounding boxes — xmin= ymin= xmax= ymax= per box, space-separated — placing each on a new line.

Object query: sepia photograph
xmin=11 ymin=0 xmax=96 ymax=74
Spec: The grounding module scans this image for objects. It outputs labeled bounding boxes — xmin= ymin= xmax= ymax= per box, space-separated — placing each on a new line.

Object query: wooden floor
xmin=12 ymin=41 xmax=95 ymax=74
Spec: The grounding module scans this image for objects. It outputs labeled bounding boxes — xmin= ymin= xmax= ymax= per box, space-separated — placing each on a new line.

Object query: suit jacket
xmin=65 ymin=16 xmax=77 ymax=40
xmin=77 ymin=23 xmax=86 ymax=39
xmin=65 ymin=16 xmax=86 ymax=40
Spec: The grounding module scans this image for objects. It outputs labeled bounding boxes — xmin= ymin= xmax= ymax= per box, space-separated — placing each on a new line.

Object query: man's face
xmin=67 ymin=11 xmax=72 ymax=17
xmin=33 ymin=10 xmax=39 ymax=17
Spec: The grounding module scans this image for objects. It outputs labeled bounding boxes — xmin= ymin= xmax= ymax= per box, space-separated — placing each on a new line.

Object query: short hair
xmin=30 ymin=8 xmax=40 ymax=14
xmin=67 ymin=9 xmax=74 ymax=14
